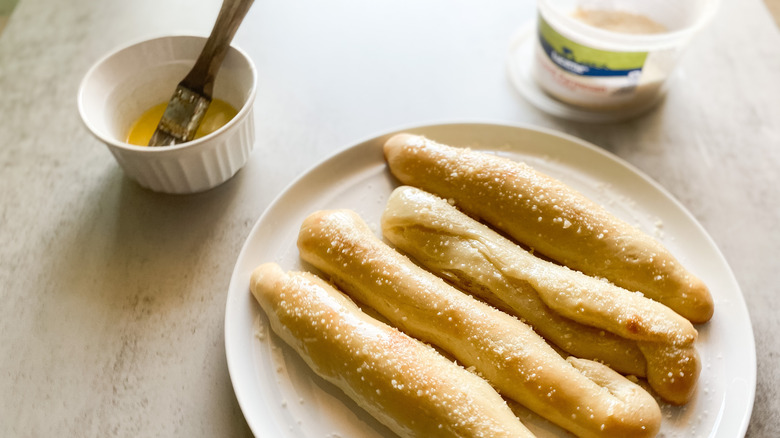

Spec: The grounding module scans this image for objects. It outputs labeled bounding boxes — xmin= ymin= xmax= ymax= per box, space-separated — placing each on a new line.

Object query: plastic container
xmin=78 ymin=35 xmax=257 ymax=194
xmin=508 ymin=0 xmax=718 ymax=122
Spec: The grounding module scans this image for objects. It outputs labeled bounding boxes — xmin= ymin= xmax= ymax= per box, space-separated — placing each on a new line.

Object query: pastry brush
xmin=149 ymin=0 xmax=254 ymax=146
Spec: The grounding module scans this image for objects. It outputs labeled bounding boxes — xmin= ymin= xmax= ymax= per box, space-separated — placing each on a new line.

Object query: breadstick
xmin=298 ymin=210 xmax=661 ymax=438
xmin=383 ymin=133 xmax=713 ymax=323
xmin=638 ymin=341 xmax=700 ymax=406
xmin=381 ymin=186 xmax=645 ymax=375
xmin=250 ymin=263 xmax=535 ymax=438
xmin=381 ymin=186 xmax=700 ymax=404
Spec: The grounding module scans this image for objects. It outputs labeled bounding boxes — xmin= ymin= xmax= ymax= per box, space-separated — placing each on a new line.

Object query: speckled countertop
xmin=1 ymin=0 xmax=778 ymax=436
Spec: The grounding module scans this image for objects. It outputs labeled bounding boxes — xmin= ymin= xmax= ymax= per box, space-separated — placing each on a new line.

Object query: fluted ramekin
xmin=78 ymin=35 xmax=257 ymax=194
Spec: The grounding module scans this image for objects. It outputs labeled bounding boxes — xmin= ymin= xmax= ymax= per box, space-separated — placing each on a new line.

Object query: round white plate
xmin=225 ymin=122 xmax=755 ymax=438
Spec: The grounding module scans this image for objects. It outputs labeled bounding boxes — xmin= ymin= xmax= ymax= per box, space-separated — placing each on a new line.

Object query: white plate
xmin=225 ymin=122 xmax=755 ymax=438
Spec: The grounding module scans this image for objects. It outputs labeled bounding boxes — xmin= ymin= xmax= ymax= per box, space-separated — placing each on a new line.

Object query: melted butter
xmin=126 ymin=98 xmax=238 ymax=146
xmin=572 ymin=9 xmax=667 ymax=35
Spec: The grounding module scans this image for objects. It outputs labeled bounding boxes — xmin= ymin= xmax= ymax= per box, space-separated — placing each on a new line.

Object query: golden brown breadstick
xmin=383 ymin=133 xmax=713 ymax=324
xmin=639 ymin=342 xmax=700 ymax=406
xmin=250 ymin=263 xmax=535 ymax=438
xmin=381 ymin=186 xmax=645 ymax=376
xmin=381 ymin=186 xmax=701 ymax=404
xmin=298 ymin=210 xmax=662 ymax=438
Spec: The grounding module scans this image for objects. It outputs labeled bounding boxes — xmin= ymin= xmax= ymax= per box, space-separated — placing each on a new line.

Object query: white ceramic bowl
xmin=78 ymin=35 xmax=257 ymax=194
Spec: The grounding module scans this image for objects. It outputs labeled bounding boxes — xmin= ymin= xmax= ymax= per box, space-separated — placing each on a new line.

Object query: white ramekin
xmin=78 ymin=35 xmax=257 ymax=194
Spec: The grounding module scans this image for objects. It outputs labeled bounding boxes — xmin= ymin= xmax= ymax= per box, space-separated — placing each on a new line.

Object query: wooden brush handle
xmin=181 ymin=0 xmax=254 ymax=96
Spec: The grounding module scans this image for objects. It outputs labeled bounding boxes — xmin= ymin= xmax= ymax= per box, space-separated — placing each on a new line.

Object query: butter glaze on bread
xmin=383 ymin=133 xmax=714 ymax=324
xmin=382 ymin=186 xmax=701 ymax=405
xmin=298 ymin=210 xmax=662 ymax=438
xmin=250 ymin=263 xmax=535 ymax=438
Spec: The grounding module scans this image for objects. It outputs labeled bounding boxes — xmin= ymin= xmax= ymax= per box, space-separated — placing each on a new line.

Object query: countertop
xmin=1 ymin=0 xmax=778 ymax=436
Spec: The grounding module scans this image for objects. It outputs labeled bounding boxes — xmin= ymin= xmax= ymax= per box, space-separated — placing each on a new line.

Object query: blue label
xmin=537 ymin=16 xmax=648 ymax=78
